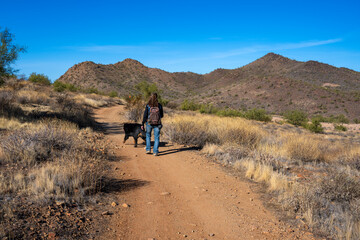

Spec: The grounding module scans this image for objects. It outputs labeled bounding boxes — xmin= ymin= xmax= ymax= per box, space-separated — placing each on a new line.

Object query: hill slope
xmin=58 ymin=53 xmax=360 ymax=119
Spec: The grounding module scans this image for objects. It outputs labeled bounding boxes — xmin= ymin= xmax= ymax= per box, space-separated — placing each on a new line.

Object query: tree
xmin=28 ymin=72 xmax=51 ymax=85
xmin=0 ymin=27 xmax=26 ymax=85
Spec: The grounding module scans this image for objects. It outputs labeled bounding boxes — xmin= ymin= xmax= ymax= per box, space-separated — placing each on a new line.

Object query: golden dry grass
xmin=73 ymin=94 xmax=108 ymax=108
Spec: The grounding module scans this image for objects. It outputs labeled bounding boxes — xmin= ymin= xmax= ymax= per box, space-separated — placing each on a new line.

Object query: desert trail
xmin=94 ymin=105 xmax=317 ymax=240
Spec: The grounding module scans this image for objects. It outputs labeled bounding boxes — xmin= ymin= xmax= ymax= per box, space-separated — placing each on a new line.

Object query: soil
xmin=93 ymin=105 xmax=318 ymax=240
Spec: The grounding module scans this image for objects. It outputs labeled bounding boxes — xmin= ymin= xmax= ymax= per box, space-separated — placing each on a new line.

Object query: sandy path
xmin=94 ymin=105 xmax=316 ymax=240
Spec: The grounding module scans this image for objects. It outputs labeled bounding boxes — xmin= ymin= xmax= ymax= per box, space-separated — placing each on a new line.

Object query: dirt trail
xmin=94 ymin=105 xmax=316 ymax=240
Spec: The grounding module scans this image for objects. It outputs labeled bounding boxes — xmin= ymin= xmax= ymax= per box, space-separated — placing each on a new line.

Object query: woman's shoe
xmin=146 ymin=151 xmax=151 ymax=154
xmin=153 ymin=153 xmax=158 ymax=156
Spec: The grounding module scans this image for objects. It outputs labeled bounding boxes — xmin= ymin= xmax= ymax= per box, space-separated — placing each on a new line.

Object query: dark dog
xmin=123 ymin=123 xmax=146 ymax=147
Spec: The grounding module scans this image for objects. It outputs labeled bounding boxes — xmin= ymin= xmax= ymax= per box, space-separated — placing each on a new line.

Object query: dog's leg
xmin=123 ymin=135 xmax=129 ymax=143
xmin=134 ymin=137 xmax=138 ymax=147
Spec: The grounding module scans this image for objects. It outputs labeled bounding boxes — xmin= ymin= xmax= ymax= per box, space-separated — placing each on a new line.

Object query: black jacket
xmin=142 ymin=104 xmax=163 ymax=125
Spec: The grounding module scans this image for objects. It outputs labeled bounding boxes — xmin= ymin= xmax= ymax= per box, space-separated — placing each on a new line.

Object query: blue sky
xmin=1 ymin=0 xmax=360 ymax=81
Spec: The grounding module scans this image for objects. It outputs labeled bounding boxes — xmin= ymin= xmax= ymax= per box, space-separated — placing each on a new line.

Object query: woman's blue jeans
xmin=146 ymin=123 xmax=162 ymax=154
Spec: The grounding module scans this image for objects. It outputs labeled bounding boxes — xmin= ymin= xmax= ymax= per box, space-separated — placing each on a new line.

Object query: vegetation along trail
xmin=95 ymin=105 xmax=317 ymax=240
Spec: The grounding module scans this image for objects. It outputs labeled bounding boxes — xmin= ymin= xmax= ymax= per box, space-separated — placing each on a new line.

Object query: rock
xmin=55 ymin=200 xmax=65 ymax=206
xmin=160 ymin=192 xmax=171 ymax=196
xmin=209 ymin=233 xmax=215 ymax=236
xmin=48 ymin=232 xmax=56 ymax=239
xmin=122 ymin=203 xmax=130 ymax=208
xmin=202 ymin=189 xmax=208 ymax=192
xmin=111 ymin=202 xmax=118 ymax=207
xmin=183 ymin=234 xmax=188 ymax=237
xmin=101 ymin=211 xmax=111 ymax=215
xmin=135 ymin=154 xmax=138 ymax=157
xmin=114 ymin=167 xmax=119 ymax=170
xmin=250 ymin=198 xmax=254 ymax=201
xmin=148 ymin=238 xmax=156 ymax=240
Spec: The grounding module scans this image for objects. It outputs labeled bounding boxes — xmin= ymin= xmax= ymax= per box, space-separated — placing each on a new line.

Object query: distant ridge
xmin=58 ymin=53 xmax=360 ymax=119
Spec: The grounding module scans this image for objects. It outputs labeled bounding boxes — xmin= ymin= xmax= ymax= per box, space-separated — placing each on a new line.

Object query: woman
xmin=141 ymin=93 xmax=164 ymax=156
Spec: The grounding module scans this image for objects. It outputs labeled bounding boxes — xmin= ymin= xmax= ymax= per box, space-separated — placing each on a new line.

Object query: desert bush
xmin=305 ymin=119 xmax=324 ymax=133
xmin=282 ymin=134 xmax=324 ymax=162
xmin=320 ymin=171 xmax=360 ymax=203
xmin=243 ymin=108 xmax=271 ymax=122
xmin=284 ymin=110 xmax=308 ymax=126
xmin=0 ymin=90 xmax=23 ymax=118
xmin=28 ymin=73 xmax=51 ymax=85
xmin=330 ymin=114 xmax=350 ymax=124
xmin=0 ymin=124 xmax=77 ymax=166
xmin=163 ymin=122 xmax=211 ymax=147
xmin=216 ymin=108 xmax=243 ymax=117
xmin=16 ymin=89 xmax=50 ymax=105
xmin=180 ymin=99 xmax=201 ymax=111
xmin=54 ymin=94 xmax=96 ymax=128
xmin=334 ymin=124 xmax=347 ymax=131
xmin=199 ymin=103 xmax=218 ymax=114
xmin=53 ymin=80 xmax=77 ymax=92
xmin=163 ymin=113 xmax=266 ymax=148
xmin=124 ymin=95 xmax=144 ymax=122
xmin=109 ymin=91 xmax=118 ymax=98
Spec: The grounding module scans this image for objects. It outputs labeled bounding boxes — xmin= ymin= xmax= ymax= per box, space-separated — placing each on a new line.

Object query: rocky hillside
xmin=57 ymin=53 xmax=360 ymax=119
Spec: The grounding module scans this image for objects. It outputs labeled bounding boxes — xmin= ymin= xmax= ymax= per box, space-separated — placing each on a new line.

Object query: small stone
xmin=148 ymin=238 xmax=156 ymax=240
xmin=55 ymin=200 xmax=64 ymax=206
xmin=101 ymin=211 xmax=111 ymax=215
xmin=48 ymin=232 xmax=56 ymax=239
xmin=111 ymin=202 xmax=118 ymax=207
xmin=209 ymin=233 xmax=215 ymax=236
xmin=114 ymin=167 xmax=119 ymax=170
xmin=135 ymin=154 xmax=138 ymax=157
xmin=247 ymin=191 xmax=250 ymax=194
xmin=183 ymin=235 xmax=188 ymax=238
xmin=202 ymin=189 xmax=208 ymax=192
xmin=250 ymin=198 xmax=254 ymax=201
xmin=122 ymin=203 xmax=130 ymax=208
xmin=160 ymin=192 xmax=171 ymax=196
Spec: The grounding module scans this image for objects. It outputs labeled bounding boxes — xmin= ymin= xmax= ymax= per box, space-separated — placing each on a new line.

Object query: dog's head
xmin=138 ymin=129 xmax=146 ymax=140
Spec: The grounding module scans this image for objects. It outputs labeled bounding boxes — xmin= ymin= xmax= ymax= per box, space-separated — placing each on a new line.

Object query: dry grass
xmin=16 ymin=89 xmax=51 ymax=105
xmin=0 ymin=122 xmax=107 ymax=201
xmin=73 ymin=94 xmax=108 ymax=108
xmin=163 ymin=113 xmax=266 ymax=148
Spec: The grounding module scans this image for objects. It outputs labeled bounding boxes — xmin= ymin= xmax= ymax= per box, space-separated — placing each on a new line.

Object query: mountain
xmin=57 ymin=53 xmax=360 ymax=119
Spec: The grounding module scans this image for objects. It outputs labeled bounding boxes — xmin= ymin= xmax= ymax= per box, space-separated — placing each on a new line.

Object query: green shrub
xmin=305 ymin=119 xmax=324 ymax=133
xmin=28 ymin=73 xmax=51 ymax=85
xmin=53 ymin=80 xmax=77 ymax=92
xmin=354 ymin=118 xmax=360 ymax=124
xmin=180 ymin=100 xmax=201 ymax=111
xmin=330 ymin=114 xmax=349 ymax=124
xmin=284 ymin=110 xmax=308 ymax=126
xmin=86 ymin=88 xmax=99 ymax=94
xmin=199 ymin=103 xmax=218 ymax=114
xmin=244 ymin=108 xmax=271 ymax=122
xmin=334 ymin=124 xmax=347 ymax=131
xmin=109 ymin=91 xmax=118 ymax=98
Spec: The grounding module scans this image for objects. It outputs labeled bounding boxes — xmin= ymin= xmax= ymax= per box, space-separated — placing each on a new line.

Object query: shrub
xmin=330 ymin=114 xmax=349 ymax=124
xmin=124 ymin=95 xmax=144 ymax=122
xmin=53 ymin=80 xmax=77 ymax=92
xmin=334 ymin=124 xmax=347 ymax=131
xmin=284 ymin=110 xmax=308 ymax=126
xmin=305 ymin=119 xmax=324 ymax=133
xmin=28 ymin=73 xmax=51 ymax=85
xmin=109 ymin=91 xmax=118 ymax=98
xmin=180 ymin=99 xmax=201 ymax=111
xmin=244 ymin=108 xmax=271 ymax=122
xmin=199 ymin=103 xmax=218 ymax=114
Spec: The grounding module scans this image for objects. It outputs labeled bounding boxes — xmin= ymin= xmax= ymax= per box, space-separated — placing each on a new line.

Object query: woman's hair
xmin=147 ymin=93 xmax=158 ymax=107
